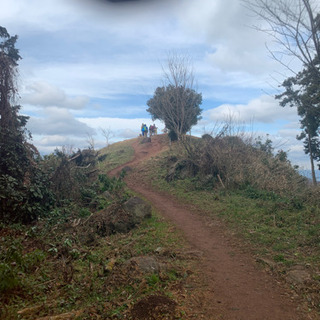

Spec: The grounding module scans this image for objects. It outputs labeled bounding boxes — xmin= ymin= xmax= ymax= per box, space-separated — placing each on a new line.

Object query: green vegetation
xmin=149 ymin=173 xmax=319 ymax=265
xmin=98 ymin=139 xmax=135 ymax=172
xmin=147 ymin=85 xmax=202 ymax=141
xmin=144 ymin=136 xmax=320 ymax=264
xmin=0 ymin=139 xmax=191 ymax=319
xmin=2 ymin=129 xmax=320 ymax=317
xmin=276 ymin=57 xmax=320 ymax=186
xmin=147 ymin=53 xmax=202 ymax=141
xmin=1 ymin=23 xmax=134 ymax=224
xmin=0 ymin=26 xmax=54 ymax=223
xmin=138 ymin=133 xmax=320 ymax=310
xmin=0 ymin=212 xmax=189 ymax=319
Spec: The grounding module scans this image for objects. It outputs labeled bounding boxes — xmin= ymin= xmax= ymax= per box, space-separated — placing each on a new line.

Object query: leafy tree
xmin=147 ymin=85 xmax=202 ymax=140
xmin=275 ymin=149 xmax=290 ymax=163
xmin=0 ymin=26 xmax=53 ymax=223
xmin=276 ymin=58 xmax=320 ymax=184
xmin=147 ymin=53 xmax=202 ymax=141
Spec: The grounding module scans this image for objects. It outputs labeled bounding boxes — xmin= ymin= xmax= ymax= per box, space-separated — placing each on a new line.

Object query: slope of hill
xmin=1 ymin=134 xmax=319 ymax=319
xmin=113 ymin=134 xmax=319 ymax=319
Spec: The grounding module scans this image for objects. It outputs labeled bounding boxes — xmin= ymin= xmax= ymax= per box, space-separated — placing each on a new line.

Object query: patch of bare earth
xmin=130 ymin=294 xmax=178 ymax=320
xmin=110 ymin=135 xmax=318 ymax=320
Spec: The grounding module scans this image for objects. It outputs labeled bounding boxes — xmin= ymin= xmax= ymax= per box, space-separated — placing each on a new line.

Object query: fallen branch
xmin=217 ymin=174 xmax=225 ymax=189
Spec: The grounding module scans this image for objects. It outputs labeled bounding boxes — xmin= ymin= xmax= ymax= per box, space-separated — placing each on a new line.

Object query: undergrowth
xmin=0 ymin=138 xmax=191 ymax=320
xmin=145 ymin=145 xmax=320 ymax=266
xmin=0 ymin=212 xmax=189 ymax=319
xmin=2 ymin=135 xmax=319 ymax=317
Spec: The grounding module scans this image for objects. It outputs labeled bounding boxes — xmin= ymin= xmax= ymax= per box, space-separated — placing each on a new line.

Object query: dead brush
xmin=177 ymin=133 xmax=309 ymax=197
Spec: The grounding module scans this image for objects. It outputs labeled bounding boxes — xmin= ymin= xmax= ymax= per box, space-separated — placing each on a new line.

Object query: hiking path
xmin=109 ymin=135 xmax=316 ymax=320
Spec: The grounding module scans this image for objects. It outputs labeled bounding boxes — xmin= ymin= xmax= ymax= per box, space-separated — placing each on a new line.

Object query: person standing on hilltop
xmin=149 ymin=124 xmax=154 ymax=136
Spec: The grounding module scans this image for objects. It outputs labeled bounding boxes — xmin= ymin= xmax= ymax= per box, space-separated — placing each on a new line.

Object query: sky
xmin=1 ymin=0 xmax=319 ymax=170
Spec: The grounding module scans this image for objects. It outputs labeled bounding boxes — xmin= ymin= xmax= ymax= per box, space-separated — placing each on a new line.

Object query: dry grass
xmin=177 ymin=133 xmax=311 ymax=198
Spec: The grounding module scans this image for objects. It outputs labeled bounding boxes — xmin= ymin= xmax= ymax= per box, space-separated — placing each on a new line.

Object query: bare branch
xmin=242 ymin=0 xmax=320 ymax=73
xmin=100 ymin=127 xmax=114 ymax=147
xmin=86 ymin=132 xmax=95 ymax=150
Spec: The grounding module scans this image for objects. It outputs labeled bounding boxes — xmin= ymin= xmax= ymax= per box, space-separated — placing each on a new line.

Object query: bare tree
xmin=162 ymin=52 xmax=195 ymax=90
xmin=100 ymin=126 xmax=114 ymax=147
xmin=242 ymin=0 xmax=320 ymax=73
xmin=86 ymin=132 xmax=95 ymax=150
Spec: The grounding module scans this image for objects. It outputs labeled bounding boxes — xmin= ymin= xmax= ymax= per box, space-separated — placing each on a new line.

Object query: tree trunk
xmin=307 ymin=132 xmax=317 ymax=186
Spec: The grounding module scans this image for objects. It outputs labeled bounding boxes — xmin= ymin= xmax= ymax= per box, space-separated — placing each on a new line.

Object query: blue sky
xmin=1 ymin=0 xmax=318 ymax=169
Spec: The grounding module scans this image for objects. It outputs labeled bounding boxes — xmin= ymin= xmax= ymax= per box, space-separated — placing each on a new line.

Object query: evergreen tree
xmin=276 ymin=58 xmax=320 ymax=185
xmin=0 ymin=26 xmax=53 ymax=223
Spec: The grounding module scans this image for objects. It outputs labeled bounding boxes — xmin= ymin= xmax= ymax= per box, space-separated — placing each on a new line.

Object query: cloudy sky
xmin=1 ymin=0 xmax=318 ymax=170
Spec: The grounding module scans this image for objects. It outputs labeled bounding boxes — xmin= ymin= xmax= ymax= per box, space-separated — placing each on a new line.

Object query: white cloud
xmin=27 ymin=107 xmax=95 ymax=136
xmin=22 ymin=82 xmax=89 ymax=109
xmin=204 ymin=95 xmax=299 ymax=123
xmin=206 ymin=45 xmax=273 ymax=75
xmin=19 ymin=57 xmax=162 ymax=99
xmin=179 ymin=0 xmax=275 ymax=74
xmin=118 ymin=128 xmax=139 ymax=139
xmin=36 ymin=135 xmax=78 ymax=147
xmin=28 ymin=116 xmax=165 ymax=154
xmin=1 ymin=0 xmax=79 ymax=33
xmin=32 ymin=134 xmax=90 ymax=155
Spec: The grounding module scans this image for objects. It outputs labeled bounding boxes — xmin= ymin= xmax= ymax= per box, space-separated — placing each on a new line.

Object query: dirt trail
xmin=110 ymin=135 xmax=314 ymax=320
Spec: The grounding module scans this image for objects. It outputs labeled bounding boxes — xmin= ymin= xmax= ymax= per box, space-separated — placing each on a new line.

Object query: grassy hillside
xmin=98 ymin=138 xmax=136 ymax=172
xmin=135 ymin=135 xmax=320 ymax=312
xmin=0 ymin=139 xmax=196 ymax=320
xmin=1 ymin=135 xmax=319 ymax=318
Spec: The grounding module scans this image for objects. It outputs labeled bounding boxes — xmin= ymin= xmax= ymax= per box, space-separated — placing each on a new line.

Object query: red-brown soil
xmin=110 ymin=135 xmax=317 ymax=320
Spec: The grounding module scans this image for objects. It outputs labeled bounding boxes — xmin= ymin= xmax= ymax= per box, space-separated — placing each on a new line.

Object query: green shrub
xmin=0 ymin=263 xmax=19 ymax=292
xmin=78 ymin=208 xmax=91 ymax=218
xmin=98 ymin=172 xmax=129 ymax=202
xmin=23 ymin=249 xmax=46 ymax=272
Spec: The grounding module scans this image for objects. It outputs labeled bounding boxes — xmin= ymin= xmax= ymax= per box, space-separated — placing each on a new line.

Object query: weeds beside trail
xmin=0 ymin=213 xmax=193 ymax=319
xmin=0 ymin=137 xmax=194 ymax=320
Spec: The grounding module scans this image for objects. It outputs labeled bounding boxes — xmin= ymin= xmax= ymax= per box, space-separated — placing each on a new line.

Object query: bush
xmin=99 ymin=171 xmax=129 ymax=202
xmin=0 ymin=233 xmax=46 ymax=293
xmin=42 ymin=148 xmax=100 ymax=207
xmin=169 ymin=133 xmax=309 ymax=198
xmin=0 ymin=263 xmax=19 ymax=292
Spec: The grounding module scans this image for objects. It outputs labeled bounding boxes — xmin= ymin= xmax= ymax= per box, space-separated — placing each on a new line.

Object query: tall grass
xmin=174 ymin=132 xmax=315 ymax=201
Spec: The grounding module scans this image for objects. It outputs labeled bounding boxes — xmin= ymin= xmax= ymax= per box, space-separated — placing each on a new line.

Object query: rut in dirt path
xmin=110 ymin=135 xmax=314 ymax=320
